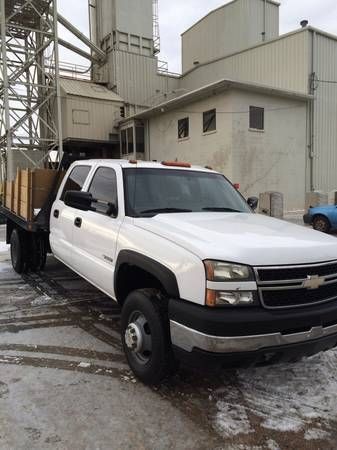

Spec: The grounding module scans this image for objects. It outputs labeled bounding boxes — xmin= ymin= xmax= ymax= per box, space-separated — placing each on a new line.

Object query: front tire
xmin=313 ymin=215 xmax=331 ymax=233
xmin=121 ymin=289 xmax=177 ymax=385
xmin=10 ymin=228 xmax=28 ymax=274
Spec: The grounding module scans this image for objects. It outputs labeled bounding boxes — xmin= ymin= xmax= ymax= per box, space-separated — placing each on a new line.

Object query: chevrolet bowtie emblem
xmin=302 ymin=275 xmax=325 ymax=290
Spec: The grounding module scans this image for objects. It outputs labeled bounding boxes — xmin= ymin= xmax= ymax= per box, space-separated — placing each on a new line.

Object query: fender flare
xmin=114 ymin=250 xmax=180 ymax=299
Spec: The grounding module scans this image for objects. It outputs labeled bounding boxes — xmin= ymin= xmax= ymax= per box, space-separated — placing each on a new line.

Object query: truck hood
xmin=135 ymin=213 xmax=337 ymax=266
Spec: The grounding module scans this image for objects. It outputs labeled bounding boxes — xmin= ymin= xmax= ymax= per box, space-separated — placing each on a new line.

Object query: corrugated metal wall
xmin=93 ymin=0 xmax=153 ymax=43
xmin=181 ymin=30 xmax=310 ymax=94
xmin=313 ymin=32 xmax=337 ymax=192
xmin=62 ymin=95 xmax=122 ymax=141
xmin=111 ymin=50 xmax=180 ymax=107
xmin=182 ymin=0 xmax=279 ymax=73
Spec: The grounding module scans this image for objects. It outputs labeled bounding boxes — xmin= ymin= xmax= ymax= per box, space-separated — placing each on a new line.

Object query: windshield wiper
xmin=202 ymin=207 xmax=242 ymax=213
xmin=140 ymin=207 xmax=193 ymax=215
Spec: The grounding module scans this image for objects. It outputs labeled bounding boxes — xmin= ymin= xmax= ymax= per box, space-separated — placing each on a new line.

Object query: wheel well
xmin=313 ymin=214 xmax=330 ymax=224
xmin=6 ymin=220 xmax=15 ymax=244
xmin=115 ymin=264 xmax=166 ymax=305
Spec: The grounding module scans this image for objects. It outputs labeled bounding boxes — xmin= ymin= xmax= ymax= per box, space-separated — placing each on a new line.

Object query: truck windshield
xmin=123 ymin=168 xmax=251 ymax=217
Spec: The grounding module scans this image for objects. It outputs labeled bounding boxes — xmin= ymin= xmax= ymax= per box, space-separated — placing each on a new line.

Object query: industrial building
xmin=1 ymin=0 xmax=337 ymax=212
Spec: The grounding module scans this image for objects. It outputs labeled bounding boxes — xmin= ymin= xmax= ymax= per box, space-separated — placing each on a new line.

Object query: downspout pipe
xmin=309 ymin=30 xmax=316 ymax=191
xmin=262 ymin=0 xmax=267 ymax=41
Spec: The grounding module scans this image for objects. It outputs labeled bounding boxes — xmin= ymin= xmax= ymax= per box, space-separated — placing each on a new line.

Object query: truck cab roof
xmin=74 ymin=159 xmax=216 ymax=173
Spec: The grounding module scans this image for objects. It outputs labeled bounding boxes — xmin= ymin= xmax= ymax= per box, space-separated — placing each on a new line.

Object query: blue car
xmin=303 ymin=205 xmax=337 ymax=233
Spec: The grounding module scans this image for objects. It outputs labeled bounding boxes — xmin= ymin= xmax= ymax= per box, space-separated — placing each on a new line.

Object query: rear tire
xmin=10 ymin=228 xmax=28 ymax=274
xmin=121 ymin=289 xmax=177 ymax=385
xmin=28 ymin=235 xmax=47 ymax=272
xmin=313 ymin=215 xmax=331 ymax=233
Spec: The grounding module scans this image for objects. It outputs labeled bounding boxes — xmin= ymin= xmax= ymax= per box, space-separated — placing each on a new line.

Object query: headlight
xmin=204 ymin=260 xmax=256 ymax=307
xmin=206 ymin=290 xmax=255 ymax=307
xmin=204 ymin=260 xmax=253 ymax=281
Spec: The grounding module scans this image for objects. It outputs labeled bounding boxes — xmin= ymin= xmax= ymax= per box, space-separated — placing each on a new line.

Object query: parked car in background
xmin=304 ymin=205 xmax=337 ymax=233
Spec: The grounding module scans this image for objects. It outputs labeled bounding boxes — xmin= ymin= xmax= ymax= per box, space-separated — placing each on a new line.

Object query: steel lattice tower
xmin=0 ymin=0 xmax=63 ymax=181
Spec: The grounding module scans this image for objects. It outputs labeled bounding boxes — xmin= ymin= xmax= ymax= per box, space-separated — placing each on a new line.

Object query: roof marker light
xmin=129 ymin=160 xmax=138 ymax=164
xmin=161 ymin=161 xmax=191 ymax=168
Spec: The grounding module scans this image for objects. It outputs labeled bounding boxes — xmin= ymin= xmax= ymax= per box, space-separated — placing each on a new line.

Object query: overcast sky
xmin=57 ymin=0 xmax=337 ymax=74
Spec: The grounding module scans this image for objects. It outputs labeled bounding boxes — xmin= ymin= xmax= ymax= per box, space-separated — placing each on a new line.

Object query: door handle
xmin=53 ymin=209 xmax=59 ymax=218
xmin=74 ymin=217 xmax=82 ymax=228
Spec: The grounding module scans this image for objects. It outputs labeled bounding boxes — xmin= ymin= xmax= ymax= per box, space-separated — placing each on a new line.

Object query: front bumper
xmin=168 ymin=298 xmax=337 ymax=366
xmin=170 ymin=320 xmax=337 ymax=353
xmin=303 ymin=213 xmax=313 ymax=224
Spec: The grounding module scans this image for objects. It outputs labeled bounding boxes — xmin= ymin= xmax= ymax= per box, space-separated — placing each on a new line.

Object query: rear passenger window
xmin=88 ymin=167 xmax=118 ymax=216
xmin=60 ymin=166 xmax=91 ymax=201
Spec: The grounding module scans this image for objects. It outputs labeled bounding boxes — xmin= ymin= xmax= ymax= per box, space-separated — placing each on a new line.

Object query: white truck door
xmin=71 ymin=165 xmax=123 ymax=297
xmin=50 ymin=165 xmax=92 ymax=267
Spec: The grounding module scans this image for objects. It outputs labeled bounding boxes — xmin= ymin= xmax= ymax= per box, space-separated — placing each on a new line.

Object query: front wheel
xmin=313 ymin=215 xmax=331 ymax=233
xmin=121 ymin=289 xmax=177 ymax=384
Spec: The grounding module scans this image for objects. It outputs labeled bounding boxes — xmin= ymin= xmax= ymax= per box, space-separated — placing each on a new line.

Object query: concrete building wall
xmin=146 ymin=89 xmax=307 ymax=212
xmin=147 ymin=93 xmax=234 ymax=179
xmin=180 ymin=30 xmax=310 ymax=95
xmin=182 ymin=0 xmax=279 ymax=73
xmin=229 ymin=90 xmax=307 ymax=211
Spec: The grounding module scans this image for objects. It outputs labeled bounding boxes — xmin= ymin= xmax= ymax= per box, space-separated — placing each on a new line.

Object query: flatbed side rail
xmin=0 ymin=205 xmax=41 ymax=233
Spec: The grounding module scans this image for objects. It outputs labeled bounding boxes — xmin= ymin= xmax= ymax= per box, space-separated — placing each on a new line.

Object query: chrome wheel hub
xmin=125 ymin=323 xmax=143 ymax=352
xmin=125 ymin=311 xmax=153 ymax=365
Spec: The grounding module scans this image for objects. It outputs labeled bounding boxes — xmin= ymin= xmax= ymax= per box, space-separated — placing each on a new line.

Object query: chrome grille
xmin=255 ymin=261 xmax=337 ymax=309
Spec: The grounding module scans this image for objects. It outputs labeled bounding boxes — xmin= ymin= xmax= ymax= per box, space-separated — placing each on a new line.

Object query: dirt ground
xmin=0 ymin=225 xmax=337 ymax=450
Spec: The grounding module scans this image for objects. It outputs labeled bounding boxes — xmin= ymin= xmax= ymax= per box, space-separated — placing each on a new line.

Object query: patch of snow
xmin=0 ymin=241 xmax=9 ymax=253
xmin=30 ymin=295 xmax=53 ymax=306
xmin=304 ymin=428 xmax=330 ymax=441
xmin=214 ymin=350 xmax=337 ymax=437
xmin=78 ymin=362 xmax=91 ymax=368
xmin=266 ymin=440 xmax=281 ymax=450
xmin=214 ymin=391 xmax=253 ymax=438
xmin=0 ymin=263 xmax=12 ymax=273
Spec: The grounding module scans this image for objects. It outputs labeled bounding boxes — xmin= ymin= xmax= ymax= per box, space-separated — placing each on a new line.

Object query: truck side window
xmin=60 ymin=166 xmax=91 ymax=201
xmin=88 ymin=167 xmax=118 ymax=216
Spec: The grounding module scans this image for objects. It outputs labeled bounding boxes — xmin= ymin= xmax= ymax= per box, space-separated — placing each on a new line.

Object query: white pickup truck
xmin=2 ymin=159 xmax=337 ymax=384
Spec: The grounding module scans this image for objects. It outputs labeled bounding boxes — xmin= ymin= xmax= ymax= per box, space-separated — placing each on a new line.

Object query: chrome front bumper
xmin=170 ymin=320 xmax=337 ymax=354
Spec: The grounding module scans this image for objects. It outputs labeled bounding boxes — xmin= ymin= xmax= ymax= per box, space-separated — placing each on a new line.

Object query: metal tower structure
xmin=153 ymin=0 xmax=160 ymax=54
xmin=0 ymin=0 xmax=63 ymax=181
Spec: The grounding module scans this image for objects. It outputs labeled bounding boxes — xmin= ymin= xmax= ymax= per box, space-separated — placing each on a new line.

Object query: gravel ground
xmin=0 ymin=224 xmax=337 ymax=450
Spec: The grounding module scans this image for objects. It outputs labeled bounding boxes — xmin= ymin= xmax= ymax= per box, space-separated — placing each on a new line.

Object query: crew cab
xmin=3 ymin=159 xmax=337 ymax=384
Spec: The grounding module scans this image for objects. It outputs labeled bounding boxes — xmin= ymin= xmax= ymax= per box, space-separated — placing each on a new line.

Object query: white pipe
xmin=53 ymin=0 xmax=64 ymax=165
xmin=57 ymin=12 xmax=105 ymax=61
xmin=0 ymin=0 xmax=13 ymax=180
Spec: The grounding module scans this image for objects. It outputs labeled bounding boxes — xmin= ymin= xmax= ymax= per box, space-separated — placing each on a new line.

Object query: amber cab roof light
xmin=161 ymin=161 xmax=191 ymax=168
xmin=129 ymin=159 xmax=138 ymax=164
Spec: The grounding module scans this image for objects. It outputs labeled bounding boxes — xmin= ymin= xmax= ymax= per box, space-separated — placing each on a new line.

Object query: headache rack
xmin=0 ymin=168 xmax=65 ymax=232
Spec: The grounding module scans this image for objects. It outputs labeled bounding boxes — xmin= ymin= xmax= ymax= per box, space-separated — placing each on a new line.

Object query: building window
xmin=121 ymin=125 xmax=145 ymax=155
xmin=121 ymin=129 xmax=127 ymax=155
xmin=178 ymin=117 xmax=189 ymax=139
xmin=136 ymin=126 xmax=145 ymax=153
xmin=249 ymin=106 xmax=264 ymax=130
xmin=127 ymin=127 xmax=134 ymax=154
xmin=203 ymin=109 xmax=216 ymax=133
